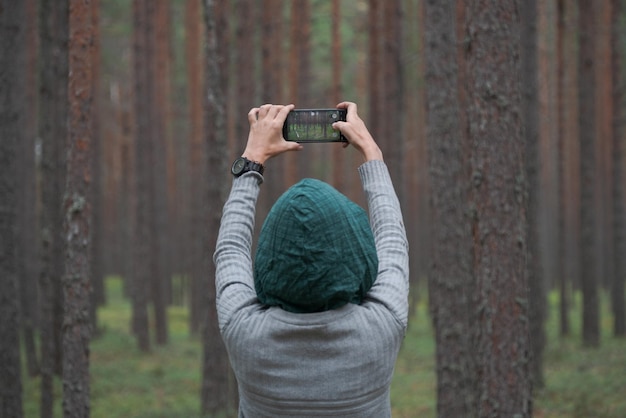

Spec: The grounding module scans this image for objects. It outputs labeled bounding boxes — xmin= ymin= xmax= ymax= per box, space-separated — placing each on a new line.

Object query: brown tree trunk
xmin=0 ymin=2 xmax=26 ymax=416
xmin=132 ymin=0 xmax=151 ymax=352
xmin=579 ymin=0 xmax=600 ymax=348
xmin=235 ymin=0 xmax=257 ymax=148
xmin=595 ymin=1 xmax=614 ymax=296
xmin=538 ymin=0 xmax=560 ymax=297
xmin=367 ymin=0 xmax=382 ymax=141
xmin=150 ymin=0 xmax=170 ymax=346
xmin=90 ymin=0 xmax=104 ymax=335
xmin=18 ymin=0 xmax=41 ymax=378
xmin=286 ymin=0 xmax=312 ymax=184
xmin=186 ymin=0 xmax=205 ymax=335
xmin=464 ymin=2 xmax=531 ymax=414
xmin=39 ymin=0 xmax=69 ymax=415
xmin=331 ymin=0 xmax=343 ymax=189
xmin=611 ymin=0 xmax=626 ymax=337
xmin=260 ymin=0 xmax=285 ymax=205
xmin=557 ymin=0 xmax=579 ymax=338
xmin=201 ymin=0 xmax=234 ymax=414
xmin=381 ymin=0 xmax=404 ymax=198
xmin=522 ymin=0 xmax=547 ymax=391
xmin=62 ymin=0 xmax=95 ymax=415
xmin=424 ymin=0 xmax=474 ymax=415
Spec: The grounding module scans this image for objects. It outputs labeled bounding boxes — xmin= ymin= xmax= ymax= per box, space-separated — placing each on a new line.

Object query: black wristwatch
xmin=231 ymin=156 xmax=265 ymax=177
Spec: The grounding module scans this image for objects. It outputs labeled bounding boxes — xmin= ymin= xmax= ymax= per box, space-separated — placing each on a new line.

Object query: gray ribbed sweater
xmin=214 ymin=160 xmax=409 ymax=417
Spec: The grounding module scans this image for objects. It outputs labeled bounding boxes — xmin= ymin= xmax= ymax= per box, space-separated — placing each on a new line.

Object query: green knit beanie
xmin=254 ymin=178 xmax=378 ymax=313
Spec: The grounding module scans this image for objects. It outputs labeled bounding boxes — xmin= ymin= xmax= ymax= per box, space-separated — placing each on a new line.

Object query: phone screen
xmin=283 ymin=109 xmax=347 ymax=142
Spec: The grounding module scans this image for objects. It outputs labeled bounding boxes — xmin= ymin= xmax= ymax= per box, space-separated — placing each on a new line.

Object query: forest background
xmin=1 ymin=0 xmax=626 ymax=417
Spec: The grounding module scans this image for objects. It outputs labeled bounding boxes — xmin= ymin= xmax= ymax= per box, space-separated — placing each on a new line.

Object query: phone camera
xmin=331 ymin=112 xmax=338 ymax=119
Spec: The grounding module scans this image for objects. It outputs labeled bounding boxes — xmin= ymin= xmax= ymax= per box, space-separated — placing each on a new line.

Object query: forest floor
xmin=22 ymin=277 xmax=626 ymax=417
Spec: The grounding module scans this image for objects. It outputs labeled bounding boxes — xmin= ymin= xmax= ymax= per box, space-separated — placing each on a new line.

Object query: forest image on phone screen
xmin=286 ymin=110 xmax=344 ymax=141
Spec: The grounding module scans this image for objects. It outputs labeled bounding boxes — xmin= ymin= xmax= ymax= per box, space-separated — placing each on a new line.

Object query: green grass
xmin=22 ymin=278 xmax=626 ymax=417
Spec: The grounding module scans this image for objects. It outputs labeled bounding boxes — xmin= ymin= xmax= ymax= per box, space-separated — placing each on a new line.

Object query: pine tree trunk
xmin=39 ymin=0 xmax=69 ymax=415
xmin=201 ymin=0 xmax=234 ymax=414
xmin=62 ymin=0 xmax=94 ymax=415
xmin=464 ymin=2 xmax=532 ymax=414
xmin=579 ymin=0 xmax=600 ymax=348
xmin=611 ymin=0 xmax=626 ymax=337
xmin=132 ymin=0 xmax=151 ymax=352
xmin=0 ymin=2 xmax=26 ymax=416
xmin=150 ymin=0 xmax=170 ymax=346
xmin=557 ymin=0 xmax=579 ymax=338
xmin=522 ymin=0 xmax=547 ymax=390
xmin=260 ymin=0 xmax=285 ymax=207
xmin=17 ymin=0 xmax=41 ymax=378
xmin=186 ymin=0 xmax=205 ymax=336
xmin=424 ymin=0 xmax=475 ymax=415
xmin=90 ymin=0 xmax=104 ymax=335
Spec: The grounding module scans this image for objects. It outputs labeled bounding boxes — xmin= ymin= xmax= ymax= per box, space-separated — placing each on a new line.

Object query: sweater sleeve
xmin=213 ymin=172 xmax=263 ymax=332
xmin=359 ymin=160 xmax=410 ymax=329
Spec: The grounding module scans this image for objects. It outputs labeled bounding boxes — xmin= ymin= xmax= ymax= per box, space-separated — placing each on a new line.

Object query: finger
xmin=265 ymin=104 xmax=282 ymax=119
xmin=277 ymin=104 xmax=295 ymax=122
xmin=258 ymin=104 xmax=272 ymax=118
xmin=248 ymin=107 xmax=260 ymax=124
xmin=285 ymin=141 xmax=303 ymax=152
xmin=337 ymin=101 xmax=358 ymax=120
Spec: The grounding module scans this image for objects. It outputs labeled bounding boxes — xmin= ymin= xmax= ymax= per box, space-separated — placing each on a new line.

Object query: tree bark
xmin=521 ymin=0 xmax=547 ymax=390
xmin=0 ymin=2 xmax=26 ymax=416
xmin=39 ymin=0 xmax=69 ymax=415
xmin=18 ymin=0 xmax=41 ymax=378
xmin=579 ymin=0 xmax=600 ymax=348
xmin=557 ymin=0 xmax=579 ymax=338
xmin=201 ymin=0 xmax=234 ymax=414
xmin=612 ymin=0 xmax=626 ymax=337
xmin=464 ymin=2 xmax=531 ymax=414
xmin=425 ymin=0 xmax=474 ymax=415
xmin=131 ymin=0 xmax=151 ymax=352
xmin=186 ymin=0 xmax=205 ymax=336
xmin=150 ymin=0 xmax=170 ymax=346
xmin=62 ymin=0 xmax=94 ymax=415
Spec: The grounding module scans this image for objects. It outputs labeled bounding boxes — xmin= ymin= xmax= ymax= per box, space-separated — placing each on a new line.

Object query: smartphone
xmin=283 ymin=108 xmax=347 ymax=142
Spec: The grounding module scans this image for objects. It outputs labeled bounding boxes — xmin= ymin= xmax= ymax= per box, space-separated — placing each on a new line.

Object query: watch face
xmin=232 ymin=158 xmax=246 ymax=175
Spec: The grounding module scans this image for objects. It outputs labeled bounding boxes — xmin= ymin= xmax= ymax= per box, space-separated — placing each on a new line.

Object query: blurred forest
xmin=1 ymin=0 xmax=626 ymax=417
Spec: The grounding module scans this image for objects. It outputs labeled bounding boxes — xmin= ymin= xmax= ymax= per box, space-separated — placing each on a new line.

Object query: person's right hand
xmin=242 ymin=104 xmax=302 ymax=164
xmin=333 ymin=101 xmax=383 ymax=162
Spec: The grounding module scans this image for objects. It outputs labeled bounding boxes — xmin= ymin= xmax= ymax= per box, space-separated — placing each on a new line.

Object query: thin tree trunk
xmin=62 ymin=0 xmax=94 ymax=415
xmin=18 ymin=0 xmax=41 ymax=378
xmin=612 ymin=0 xmax=626 ymax=337
xmin=367 ymin=0 xmax=381 ymax=140
xmin=522 ymin=0 xmax=547 ymax=391
xmin=150 ymin=0 xmax=170 ymax=346
xmin=0 ymin=2 xmax=26 ymax=416
xmin=331 ymin=0 xmax=343 ymax=189
xmin=201 ymin=0 xmax=234 ymax=414
xmin=579 ymin=0 xmax=600 ymax=348
xmin=558 ymin=0 xmax=579 ymax=338
xmin=186 ymin=0 xmax=205 ymax=336
xmin=90 ymin=0 xmax=104 ymax=335
xmin=132 ymin=0 xmax=151 ymax=352
xmin=39 ymin=0 xmax=69 ymax=415
xmin=260 ymin=0 xmax=285 ymax=206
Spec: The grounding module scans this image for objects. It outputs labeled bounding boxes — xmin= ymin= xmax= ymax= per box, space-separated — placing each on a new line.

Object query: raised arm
xmin=214 ymin=104 xmax=301 ymax=332
xmin=333 ymin=102 xmax=410 ymax=327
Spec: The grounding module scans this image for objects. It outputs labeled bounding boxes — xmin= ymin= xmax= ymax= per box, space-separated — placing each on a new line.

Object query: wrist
xmin=362 ymin=146 xmax=383 ymax=162
xmin=242 ymin=149 xmax=267 ymax=165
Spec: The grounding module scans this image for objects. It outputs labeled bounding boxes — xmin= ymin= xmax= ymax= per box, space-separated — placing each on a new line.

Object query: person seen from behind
xmin=214 ymin=101 xmax=409 ymax=417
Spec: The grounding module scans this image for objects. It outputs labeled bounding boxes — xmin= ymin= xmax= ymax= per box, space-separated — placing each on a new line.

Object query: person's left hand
xmin=242 ymin=104 xmax=302 ymax=164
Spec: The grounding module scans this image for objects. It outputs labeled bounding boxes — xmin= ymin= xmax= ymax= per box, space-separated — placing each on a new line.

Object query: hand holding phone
xmin=282 ymin=108 xmax=348 ymax=143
